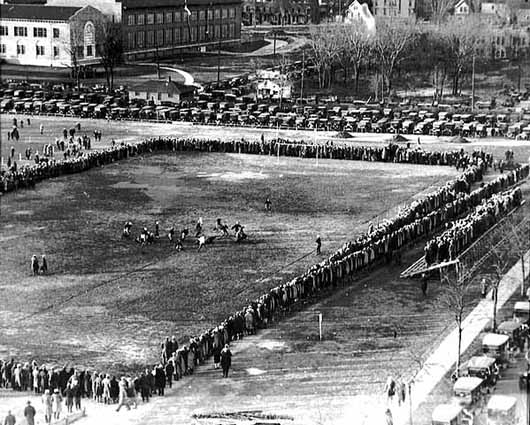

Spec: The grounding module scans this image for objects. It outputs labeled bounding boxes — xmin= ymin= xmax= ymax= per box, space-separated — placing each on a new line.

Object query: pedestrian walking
xmin=421 ymin=273 xmax=428 ymax=296
xmin=40 ymin=255 xmax=48 ymax=274
xmin=116 ymin=377 xmax=130 ymax=412
xmin=42 ymin=389 xmax=52 ymax=423
xmin=39 ymin=124 xmax=44 ymax=135
xmin=220 ymin=344 xmax=232 ymax=378
xmin=265 ymin=197 xmax=272 ymax=212
xmin=52 ymin=388 xmax=63 ymax=420
xmin=481 ymin=278 xmax=488 ymax=298
xmin=7 ymin=131 xmax=11 ymax=141
xmin=31 ymin=255 xmax=39 ymax=276
xmin=315 ymin=235 xmax=321 ymax=255
xmin=10 ymin=146 xmax=15 ymax=158
xmin=3 ymin=410 xmax=16 ymax=425
xmin=27 ymin=118 xmax=30 ymax=126
xmin=23 ymin=401 xmax=36 ymax=425
xmin=384 ymin=376 xmax=396 ymax=404
xmin=385 ymin=408 xmax=393 ymax=425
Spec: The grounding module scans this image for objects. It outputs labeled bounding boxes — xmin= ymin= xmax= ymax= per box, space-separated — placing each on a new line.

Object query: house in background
xmin=0 ymin=4 xmax=106 ymax=67
xmin=454 ymin=0 xmax=471 ymax=15
xmin=127 ymin=77 xmax=196 ymax=105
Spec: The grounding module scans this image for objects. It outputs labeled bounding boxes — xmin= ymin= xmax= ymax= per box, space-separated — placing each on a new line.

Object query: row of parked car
xmin=431 ymin=300 xmax=529 ymax=425
xmin=2 ymin=83 xmax=530 ymax=139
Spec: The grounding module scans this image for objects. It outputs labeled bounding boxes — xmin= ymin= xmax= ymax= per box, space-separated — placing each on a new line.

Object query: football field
xmin=0 ymin=146 xmax=458 ymax=374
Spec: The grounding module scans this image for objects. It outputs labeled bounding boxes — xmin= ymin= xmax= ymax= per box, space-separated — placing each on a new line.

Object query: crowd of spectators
xmin=1 ymin=135 xmax=492 ymax=194
xmin=424 ymin=185 xmax=524 ymax=265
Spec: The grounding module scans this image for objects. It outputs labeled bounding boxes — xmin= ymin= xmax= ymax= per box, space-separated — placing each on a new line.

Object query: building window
xmin=165 ymin=28 xmax=172 ymax=44
xmin=222 ymin=23 xmax=228 ymax=38
xmin=14 ymin=27 xmax=28 ymax=37
xmin=36 ymin=45 xmax=45 ymax=56
xmin=0 ymin=44 xmax=6 ymax=54
xmin=53 ymin=46 xmax=59 ymax=57
xmin=214 ymin=24 xmax=220 ymax=38
xmin=214 ymin=9 xmax=220 ymax=19
xmin=137 ymin=13 xmax=145 ymax=25
xmin=128 ymin=32 xmax=135 ymax=49
xmin=156 ymin=29 xmax=163 ymax=45
xmin=147 ymin=30 xmax=154 ymax=47
xmin=199 ymin=24 xmax=205 ymax=41
xmin=175 ymin=11 xmax=182 ymax=22
xmin=84 ymin=22 xmax=95 ymax=57
xmin=33 ymin=27 xmax=47 ymax=38
xmin=147 ymin=13 xmax=154 ymax=25
xmin=156 ymin=12 xmax=163 ymax=24
xmin=199 ymin=10 xmax=206 ymax=21
xmin=222 ymin=8 xmax=228 ymax=19
xmin=53 ymin=28 xmax=60 ymax=38
xmin=137 ymin=30 xmax=145 ymax=48
xmin=191 ymin=26 xmax=197 ymax=41
xmin=128 ymin=14 xmax=135 ymax=26
xmin=229 ymin=23 xmax=235 ymax=38
xmin=0 ymin=26 xmax=7 ymax=36
xmin=165 ymin=12 xmax=172 ymax=23
xmin=208 ymin=10 xmax=213 ymax=20
xmin=17 ymin=44 xmax=25 ymax=55
xmin=191 ymin=10 xmax=197 ymax=21
xmin=174 ymin=27 xmax=181 ymax=43
xmin=229 ymin=7 xmax=235 ymax=18
xmin=86 ymin=45 xmax=93 ymax=56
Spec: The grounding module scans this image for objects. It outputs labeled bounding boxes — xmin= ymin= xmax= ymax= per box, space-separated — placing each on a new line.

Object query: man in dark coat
xmin=165 ymin=361 xmax=174 ymax=389
xmin=220 ymin=344 xmax=232 ymax=378
xmin=154 ymin=365 xmax=165 ymax=396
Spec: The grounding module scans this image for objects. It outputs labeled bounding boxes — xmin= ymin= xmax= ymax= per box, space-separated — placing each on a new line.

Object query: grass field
xmin=2 ymin=114 xmax=530 ymax=168
xmin=0 ymin=146 xmax=459 ymax=374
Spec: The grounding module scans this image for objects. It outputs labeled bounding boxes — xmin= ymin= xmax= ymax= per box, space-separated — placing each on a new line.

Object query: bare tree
xmin=442 ymin=15 xmax=489 ymax=96
xmin=62 ymin=26 xmax=83 ymax=91
xmin=308 ymin=25 xmax=341 ymax=89
xmin=97 ymin=22 xmax=123 ymax=93
xmin=429 ymin=0 xmax=454 ymax=25
xmin=438 ymin=264 xmax=474 ymax=375
xmin=341 ymin=25 xmax=373 ymax=93
xmin=373 ymin=18 xmax=417 ymax=98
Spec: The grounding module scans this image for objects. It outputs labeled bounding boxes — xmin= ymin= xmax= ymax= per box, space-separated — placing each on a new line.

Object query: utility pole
xmin=253 ymin=0 xmax=257 ymax=28
xmin=471 ymin=53 xmax=476 ymax=111
xmin=273 ymin=31 xmax=277 ymax=58
xmin=300 ymin=51 xmax=305 ymax=103
xmin=217 ymin=39 xmax=221 ymax=87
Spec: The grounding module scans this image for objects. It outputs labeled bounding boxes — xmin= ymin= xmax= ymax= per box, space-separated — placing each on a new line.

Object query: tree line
xmin=307 ymin=15 xmax=526 ymax=100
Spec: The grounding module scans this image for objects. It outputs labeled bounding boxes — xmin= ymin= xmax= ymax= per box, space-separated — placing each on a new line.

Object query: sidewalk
xmin=398 ymin=250 xmax=530 ymax=424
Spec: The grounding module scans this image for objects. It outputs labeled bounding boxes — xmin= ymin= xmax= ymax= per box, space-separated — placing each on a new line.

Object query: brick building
xmin=0 ymin=4 xmax=106 ymax=67
xmin=121 ymin=0 xmax=242 ymax=61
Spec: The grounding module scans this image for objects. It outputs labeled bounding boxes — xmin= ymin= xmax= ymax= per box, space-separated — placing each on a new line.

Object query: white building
xmin=46 ymin=0 xmax=122 ymax=23
xmin=454 ymin=0 xmax=471 ymax=15
xmin=372 ymin=0 xmax=415 ymax=18
xmin=0 ymin=4 xmax=106 ymax=67
xmin=344 ymin=0 xmax=376 ymax=33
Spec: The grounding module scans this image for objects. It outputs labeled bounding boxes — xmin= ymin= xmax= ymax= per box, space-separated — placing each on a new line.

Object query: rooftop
xmin=128 ymin=79 xmax=195 ymax=95
xmin=0 ymin=4 xmax=82 ymax=21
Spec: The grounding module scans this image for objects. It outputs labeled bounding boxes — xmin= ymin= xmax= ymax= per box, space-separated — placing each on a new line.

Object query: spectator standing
xmin=24 ymin=401 xmax=36 ymax=425
xmin=52 ymin=388 xmax=63 ymax=420
xmin=42 ymin=389 xmax=52 ymax=423
xmin=220 ymin=344 xmax=232 ymax=378
xmin=65 ymin=384 xmax=74 ymax=413
xmin=3 ymin=411 xmax=16 ymax=425
xmin=315 ymin=236 xmax=321 ymax=255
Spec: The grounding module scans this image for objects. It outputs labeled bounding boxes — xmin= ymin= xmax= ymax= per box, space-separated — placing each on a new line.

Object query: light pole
xmin=471 ymin=53 xmax=476 ymax=111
